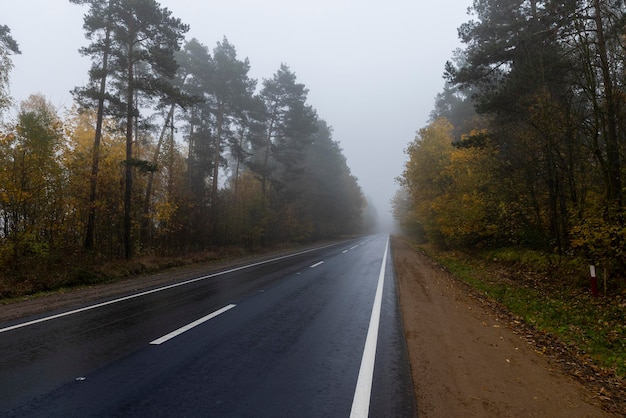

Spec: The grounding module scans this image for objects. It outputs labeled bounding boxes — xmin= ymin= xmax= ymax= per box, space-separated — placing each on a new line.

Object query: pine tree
xmin=0 ymin=25 xmax=20 ymax=117
xmin=70 ymin=0 xmax=114 ymax=250
xmin=256 ymin=64 xmax=317 ymax=196
xmin=72 ymin=0 xmax=188 ymax=258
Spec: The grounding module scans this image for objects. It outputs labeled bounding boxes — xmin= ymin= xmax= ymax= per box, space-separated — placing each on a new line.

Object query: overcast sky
xmin=3 ymin=0 xmax=470 ymax=229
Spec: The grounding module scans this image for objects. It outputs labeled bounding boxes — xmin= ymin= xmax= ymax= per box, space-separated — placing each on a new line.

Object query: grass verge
xmin=418 ymin=243 xmax=626 ymax=379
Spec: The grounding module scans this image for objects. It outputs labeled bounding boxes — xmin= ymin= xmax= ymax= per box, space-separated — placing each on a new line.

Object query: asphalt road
xmin=0 ymin=234 xmax=416 ymax=417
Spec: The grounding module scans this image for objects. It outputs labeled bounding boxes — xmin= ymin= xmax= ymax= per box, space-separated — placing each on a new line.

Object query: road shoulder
xmin=391 ymin=236 xmax=614 ymax=417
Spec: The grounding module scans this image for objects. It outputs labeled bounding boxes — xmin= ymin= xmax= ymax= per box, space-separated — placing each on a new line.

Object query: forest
xmin=0 ymin=0 xmax=366 ymax=295
xmin=394 ymin=0 xmax=626 ymax=294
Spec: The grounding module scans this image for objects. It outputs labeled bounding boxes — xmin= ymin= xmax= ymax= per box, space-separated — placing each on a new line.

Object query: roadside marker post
xmin=590 ymin=265 xmax=599 ymax=297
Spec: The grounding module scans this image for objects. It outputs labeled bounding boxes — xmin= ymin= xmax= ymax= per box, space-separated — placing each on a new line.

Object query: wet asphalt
xmin=0 ymin=234 xmax=416 ymax=417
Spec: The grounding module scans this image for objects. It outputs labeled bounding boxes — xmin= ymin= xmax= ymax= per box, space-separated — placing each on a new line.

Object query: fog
xmin=3 ymin=0 xmax=470 ymax=230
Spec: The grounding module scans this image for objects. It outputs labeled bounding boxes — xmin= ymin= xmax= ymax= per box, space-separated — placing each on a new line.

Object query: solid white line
xmin=0 ymin=242 xmax=344 ymax=334
xmin=149 ymin=304 xmax=236 ymax=345
xmin=310 ymin=261 xmax=324 ymax=268
xmin=350 ymin=236 xmax=389 ymax=418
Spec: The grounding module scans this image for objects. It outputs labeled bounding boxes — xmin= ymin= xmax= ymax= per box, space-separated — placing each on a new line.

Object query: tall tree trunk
xmin=209 ymin=104 xmax=224 ymax=243
xmin=167 ymin=110 xmax=175 ymax=198
xmin=593 ymin=0 xmax=622 ymax=213
xmin=233 ymin=129 xmax=244 ymax=198
xmin=84 ymin=2 xmax=112 ymax=251
xmin=141 ymin=104 xmax=175 ymax=246
xmin=187 ymin=108 xmax=195 ymax=193
xmin=261 ymin=112 xmax=276 ymax=196
xmin=212 ymin=103 xmax=223 ymax=207
xmin=124 ymin=47 xmax=135 ymax=260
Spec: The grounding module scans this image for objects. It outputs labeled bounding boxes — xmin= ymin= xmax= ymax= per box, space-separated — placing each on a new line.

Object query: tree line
xmin=0 ymin=0 xmax=365 ymax=285
xmin=394 ymin=0 xmax=626 ymax=291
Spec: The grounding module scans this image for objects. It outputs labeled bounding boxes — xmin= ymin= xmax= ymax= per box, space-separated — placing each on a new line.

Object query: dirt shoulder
xmin=391 ymin=235 xmax=623 ymax=417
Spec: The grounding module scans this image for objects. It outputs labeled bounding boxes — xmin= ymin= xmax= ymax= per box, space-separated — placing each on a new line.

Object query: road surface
xmin=0 ymin=234 xmax=416 ymax=417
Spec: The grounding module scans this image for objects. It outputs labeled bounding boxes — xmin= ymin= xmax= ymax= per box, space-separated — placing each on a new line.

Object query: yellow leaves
xmin=65 ymin=109 xmax=126 ymax=196
xmin=403 ymin=118 xmax=454 ymax=189
xmin=571 ymin=215 xmax=626 ymax=262
xmin=154 ymin=201 xmax=178 ymax=224
xmin=399 ymin=117 xmax=504 ymax=246
xmin=0 ymin=131 xmax=16 ymax=147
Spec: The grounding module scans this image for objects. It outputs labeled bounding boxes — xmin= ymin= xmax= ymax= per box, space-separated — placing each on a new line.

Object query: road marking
xmin=150 ymin=304 xmax=236 ymax=345
xmin=310 ymin=261 xmax=324 ymax=268
xmin=350 ymin=245 xmax=359 ymax=250
xmin=342 ymin=250 xmax=348 ymax=254
xmin=350 ymin=236 xmax=389 ymax=418
xmin=0 ymin=242 xmax=345 ymax=334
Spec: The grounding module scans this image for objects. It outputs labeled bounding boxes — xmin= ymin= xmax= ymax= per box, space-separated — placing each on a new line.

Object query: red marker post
xmin=590 ymin=265 xmax=599 ymax=297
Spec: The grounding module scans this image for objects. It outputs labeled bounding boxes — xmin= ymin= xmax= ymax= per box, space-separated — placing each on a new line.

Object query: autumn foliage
xmin=395 ymin=0 xmax=626 ymax=294
xmin=0 ymin=2 xmax=365 ymax=296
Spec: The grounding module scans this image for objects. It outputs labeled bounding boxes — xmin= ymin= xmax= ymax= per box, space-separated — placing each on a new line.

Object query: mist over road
xmin=1 ymin=234 xmax=415 ymax=417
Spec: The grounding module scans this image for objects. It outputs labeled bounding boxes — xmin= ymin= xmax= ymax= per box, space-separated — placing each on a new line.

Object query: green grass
xmin=421 ymin=245 xmax=626 ymax=378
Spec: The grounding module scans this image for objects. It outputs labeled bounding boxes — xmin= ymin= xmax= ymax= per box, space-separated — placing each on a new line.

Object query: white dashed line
xmin=150 ymin=304 xmax=236 ymax=345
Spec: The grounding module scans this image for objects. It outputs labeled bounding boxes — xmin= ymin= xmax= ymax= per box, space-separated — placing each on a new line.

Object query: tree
xmin=207 ymin=38 xmax=256 ymax=212
xmin=71 ymin=0 xmax=115 ymax=250
xmin=255 ymin=64 xmax=318 ymax=197
xmin=565 ymin=0 xmax=626 ymax=218
xmin=589 ymin=0 xmax=622 ymax=213
xmin=431 ymin=51 xmax=480 ymax=142
xmin=418 ymin=0 xmax=626 ymax=285
xmin=392 ymin=186 xmax=421 ymax=239
xmin=73 ymin=0 xmax=188 ymax=258
xmin=436 ymin=136 xmax=502 ymax=247
xmin=445 ymin=0 xmax=594 ymax=251
xmin=0 ymin=95 xmax=64 ymax=275
xmin=0 ymin=25 xmax=20 ymax=117
xmin=398 ymin=118 xmax=455 ymax=245
xmin=178 ymin=38 xmax=213 ymax=212
xmin=64 ymin=108 xmax=127 ymax=257
xmin=139 ymin=48 xmax=198 ymax=248
xmin=118 ymin=1 xmax=188 ymax=259
xmin=301 ymin=120 xmax=363 ymax=239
